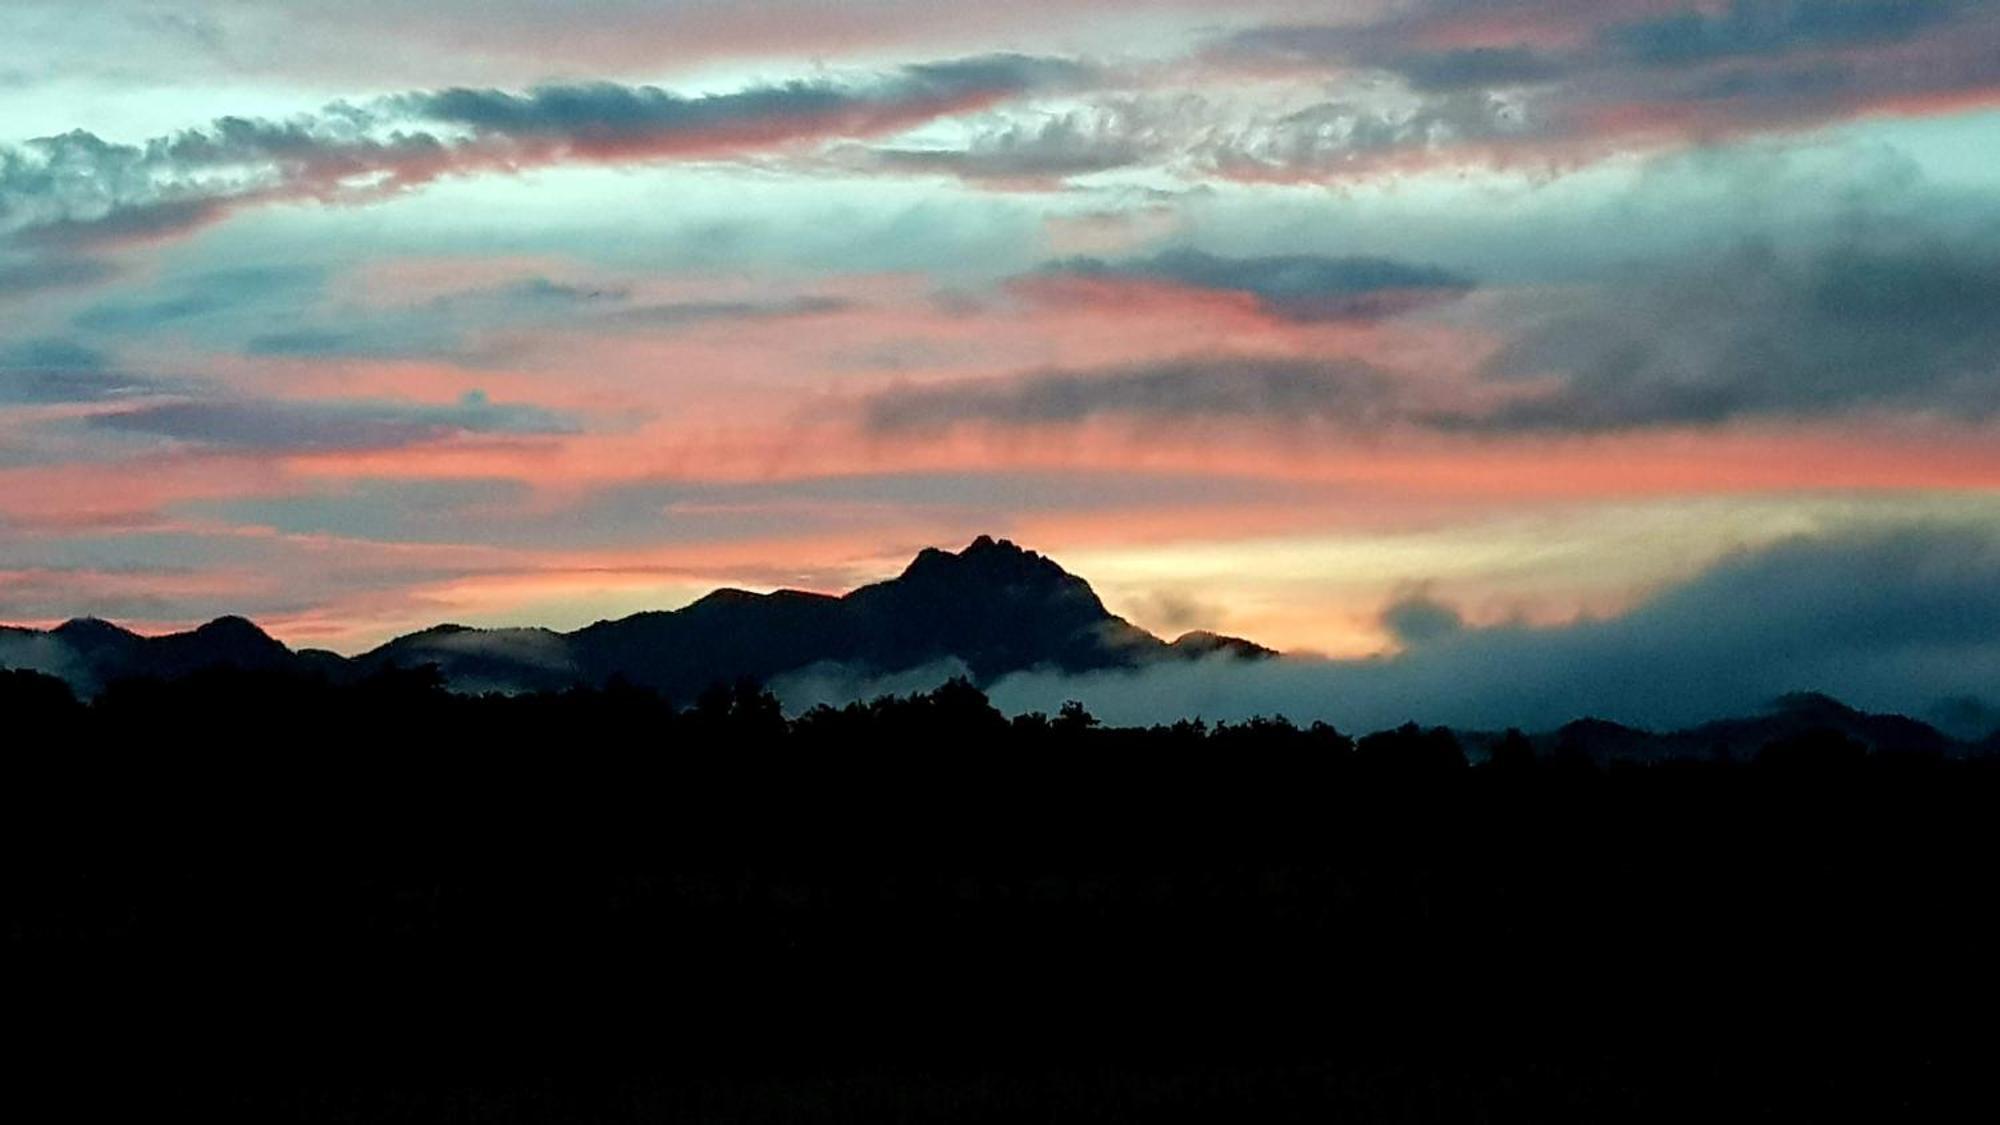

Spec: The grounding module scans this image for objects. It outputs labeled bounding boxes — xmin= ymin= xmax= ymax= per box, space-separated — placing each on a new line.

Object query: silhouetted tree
xmin=0 ymin=667 xmax=81 ymax=728
xmin=1487 ymin=728 xmax=1536 ymax=773
xmin=1758 ymin=727 xmax=1868 ymax=772
xmin=1053 ymin=699 xmax=1099 ymax=733
xmin=1355 ymin=722 xmax=1465 ymax=775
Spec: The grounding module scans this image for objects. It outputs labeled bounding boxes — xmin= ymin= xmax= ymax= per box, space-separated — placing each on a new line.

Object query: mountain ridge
xmin=0 ymin=535 xmax=1271 ymax=698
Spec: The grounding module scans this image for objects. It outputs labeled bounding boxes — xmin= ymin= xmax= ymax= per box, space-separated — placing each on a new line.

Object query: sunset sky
xmin=4 ymin=1 xmax=2000 ymax=683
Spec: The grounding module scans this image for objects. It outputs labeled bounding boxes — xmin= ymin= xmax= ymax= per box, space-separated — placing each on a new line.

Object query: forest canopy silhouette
xmin=6 ymin=659 xmax=1999 ymax=1119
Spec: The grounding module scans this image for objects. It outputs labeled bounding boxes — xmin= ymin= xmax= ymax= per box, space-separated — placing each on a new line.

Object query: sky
xmin=3 ymin=1 xmax=2000 ymax=725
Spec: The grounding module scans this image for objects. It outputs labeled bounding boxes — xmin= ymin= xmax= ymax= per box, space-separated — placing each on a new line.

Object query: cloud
xmin=972 ymin=524 xmax=2000 ymax=734
xmin=0 ymin=338 xmax=167 ymax=403
xmin=1480 ymin=237 xmax=2000 ymax=429
xmin=1604 ymin=1 xmax=1970 ymax=68
xmin=612 ymin=294 xmax=853 ymax=327
xmin=1030 ymin=248 xmax=1474 ymax=322
xmin=772 ymin=656 xmax=977 ymax=714
xmin=856 ymin=107 xmax=1155 ymax=186
xmin=1380 ymin=595 xmax=1464 ymax=646
xmin=0 ymin=253 xmax=118 ymax=297
xmin=1194 ymin=91 xmax=1538 ymax=182
xmin=391 ymin=54 xmax=1091 ymax=160
xmin=0 ymin=629 xmax=91 ymax=688
xmin=863 ymin=356 xmax=1415 ymax=433
xmin=73 ymin=266 xmax=327 ymax=344
xmin=228 ymin=280 xmax=851 ymax=361
xmin=89 ymin=389 xmax=574 ymax=450
xmin=1208 ymin=3 xmax=2000 ymax=178
xmin=1391 ymin=47 xmax=1574 ymax=93
xmin=864 ymin=232 xmax=2000 ymax=442
xmin=0 ymin=54 xmax=1092 ymax=255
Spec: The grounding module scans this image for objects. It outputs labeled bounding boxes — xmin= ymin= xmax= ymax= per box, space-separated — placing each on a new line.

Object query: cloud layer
xmin=976 ymin=525 xmax=2000 ymax=737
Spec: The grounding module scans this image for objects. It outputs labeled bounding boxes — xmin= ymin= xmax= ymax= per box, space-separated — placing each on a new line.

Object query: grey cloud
xmin=395 ymin=54 xmax=1090 ymax=148
xmin=612 ymin=295 xmax=852 ymax=327
xmin=1209 ymin=4 xmax=2000 ymax=177
xmin=376 ymin=53 xmax=1096 ymax=180
xmin=89 ymin=389 xmax=574 ymax=450
xmin=238 ymin=281 xmax=849 ymax=360
xmin=1380 ymin=595 xmax=1465 ymax=646
xmin=1481 ymin=238 xmax=2000 ymax=429
xmin=1230 ymin=3 xmax=1973 ymax=77
xmin=0 ymin=630 xmax=91 ymax=688
xmin=1034 ymin=248 xmax=1474 ymax=322
xmin=1126 ymin=590 xmax=1227 ymax=636
xmin=865 ymin=356 xmax=1410 ymax=433
xmin=242 ymin=328 xmax=457 ymax=359
xmin=1391 ymin=47 xmax=1573 ymax=92
xmin=772 ymin=658 xmax=979 ymax=715
xmin=867 ymin=231 xmax=2000 ymax=439
xmin=863 ymin=109 xmax=1154 ymax=185
xmin=0 ymin=54 xmax=1092 ymax=257
xmin=15 ymin=196 xmax=241 ymax=251
xmin=0 ymin=338 xmax=166 ymax=403
xmin=0 ymin=254 xmax=119 ymax=297
xmin=75 ymin=266 xmax=325 ymax=334
xmin=501 ymin=277 xmax=631 ymax=304
xmin=1606 ymin=1 xmax=1970 ymax=67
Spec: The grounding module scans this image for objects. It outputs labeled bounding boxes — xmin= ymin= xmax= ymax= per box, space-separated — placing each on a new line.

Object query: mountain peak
xmin=899 ymin=534 xmax=1061 ymax=583
xmin=193 ymin=615 xmax=275 ymax=642
xmin=1170 ymin=630 xmax=1278 ymax=661
xmin=55 ymin=616 xmax=138 ymax=639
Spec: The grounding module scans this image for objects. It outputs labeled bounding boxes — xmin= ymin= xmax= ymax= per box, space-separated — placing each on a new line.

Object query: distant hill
xmin=0 ymin=535 xmax=1273 ymax=699
xmin=0 ymin=613 xmax=295 ymax=692
xmin=1537 ymin=692 xmax=1956 ymax=763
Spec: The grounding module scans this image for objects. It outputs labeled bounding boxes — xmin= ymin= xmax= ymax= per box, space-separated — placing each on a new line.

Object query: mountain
xmin=0 ymin=614 xmax=296 ymax=691
xmin=359 ymin=534 xmax=1265 ymax=697
xmin=1539 ymin=692 xmax=1956 ymax=763
xmin=0 ymin=536 xmax=1273 ymax=698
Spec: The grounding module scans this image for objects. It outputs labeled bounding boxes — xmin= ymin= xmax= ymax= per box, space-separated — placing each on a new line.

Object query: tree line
xmin=3 ymin=663 xmax=1997 ymax=1121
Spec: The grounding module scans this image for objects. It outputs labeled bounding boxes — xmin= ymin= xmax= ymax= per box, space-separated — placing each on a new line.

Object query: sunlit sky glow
xmin=4 ymin=0 xmax=2000 ymax=661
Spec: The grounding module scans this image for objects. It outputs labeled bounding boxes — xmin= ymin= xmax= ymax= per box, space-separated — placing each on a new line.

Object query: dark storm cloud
xmin=1032 ymin=248 xmax=1474 ymax=322
xmin=1480 ymin=239 xmax=2000 ymax=430
xmin=976 ymin=524 xmax=2000 ymax=734
xmin=865 ymin=356 xmax=1410 ymax=433
xmin=0 ymin=338 xmax=167 ymax=403
xmin=89 ymin=390 xmax=574 ymax=450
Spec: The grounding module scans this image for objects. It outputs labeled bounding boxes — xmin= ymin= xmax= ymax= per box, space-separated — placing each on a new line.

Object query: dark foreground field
xmin=5 ymin=668 xmax=1997 ymax=1121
